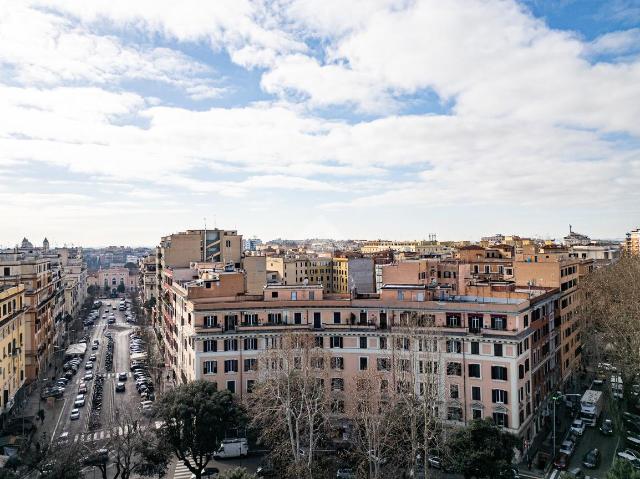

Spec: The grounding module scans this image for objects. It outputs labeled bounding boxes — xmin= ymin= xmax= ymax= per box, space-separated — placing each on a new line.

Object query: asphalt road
xmin=51 ymin=299 xmax=144 ymax=446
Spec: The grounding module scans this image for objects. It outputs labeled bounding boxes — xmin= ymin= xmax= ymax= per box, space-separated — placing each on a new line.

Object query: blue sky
xmin=0 ymin=0 xmax=639 ymax=247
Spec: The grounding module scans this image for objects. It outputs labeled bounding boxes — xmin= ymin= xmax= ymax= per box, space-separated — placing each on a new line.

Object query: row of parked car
xmin=129 ymin=332 xmax=155 ymax=410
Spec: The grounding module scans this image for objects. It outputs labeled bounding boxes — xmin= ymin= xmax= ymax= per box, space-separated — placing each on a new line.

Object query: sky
xmin=1 ymin=0 xmax=639 ymax=247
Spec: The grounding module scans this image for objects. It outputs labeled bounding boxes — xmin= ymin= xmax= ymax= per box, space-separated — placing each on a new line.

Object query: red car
xmin=554 ymin=453 xmax=569 ymax=470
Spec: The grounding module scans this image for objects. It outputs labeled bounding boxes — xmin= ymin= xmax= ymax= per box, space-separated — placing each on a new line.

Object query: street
xmin=51 ymin=299 xmax=144 ymax=446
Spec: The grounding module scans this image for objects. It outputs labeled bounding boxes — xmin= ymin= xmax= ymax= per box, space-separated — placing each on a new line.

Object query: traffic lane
xmin=55 ymin=309 xmax=106 ymax=440
xmin=567 ymin=425 xmax=618 ymax=475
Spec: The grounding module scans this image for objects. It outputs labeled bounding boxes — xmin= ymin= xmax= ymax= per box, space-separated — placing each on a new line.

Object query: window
xmin=398 ymin=359 xmax=410 ymax=372
xmin=244 ymin=358 xmax=257 ymax=372
xmin=397 ymin=290 xmax=405 ymax=300
xmin=203 ymin=360 xmax=217 ymax=374
xmin=291 ymin=291 xmax=297 ymax=300
xmin=329 ymin=336 xmax=343 ymax=348
xmin=446 ymin=340 xmax=462 ymax=353
xmin=333 ymin=312 xmax=341 ymax=324
xmin=492 ymin=412 xmax=509 ymax=427
xmin=247 ymin=379 xmax=255 ymax=393
xmin=203 ymin=340 xmax=217 ymax=353
xmin=379 ymin=337 xmax=387 ymax=349
xmin=447 ymin=406 xmax=463 ymax=421
xmin=468 ymin=364 xmax=481 ymax=378
xmin=3 ymin=267 xmax=9 ymax=276
xmin=330 ymin=357 xmax=344 ymax=370
xmin=377 ymin=358 xmax=391 ymax=371
xmin=224 ymin=339 xmax=238 ymax=351
xmin=314 ymin=336 xmax=324 ymax=348
xmin=519 ymin=364 xmax=525 ymax=379
xmin=311 ymin=357 xmax=324 ymax=369
xmin=492 ymin=389 xmax=508 ymax=404
xmin=244 ymin=313 xmax=258 ymax=326
xmin=204 ymin=315 xmax=217 ymax=328
xmin=494 ymin=344 xmax=503 ymax=357
xmin=294 ymin=312 xmax=302 ymax=324
xmin=472 ymin=409 xmax=482 ymax=419
xmin=359 ymin=357 xmax=368 ymax=370
xmin=491 ymin=366 xmax=508 ymax=381
xmin=226 ymin=380 xmax=236 ymax=393
xmin=271 ymin=291 xmax=278 ymax=298
xmin=331 ymin=378 xmax=344 ymax=391
xmin=224 ymin=360 xmax=238 ymax=373
xmin=447 ymin=362 xmax=462 ymax=376
xmin=450 ymin=384 xmax=459 ymax=399
xmin=446 ymin=314 xmax=461 ymax=327
xmin=359 ymin=337 xmax=368 ymax=349
xmin=491 ymin=315 xmax=507 ymax=330
xmin=471 ymin=341 xmax=480 ymax=355
xmin=472 ymin=386 xmax=481 ymax=401
xmin=244 ymin=338 xmax=257 ymax=350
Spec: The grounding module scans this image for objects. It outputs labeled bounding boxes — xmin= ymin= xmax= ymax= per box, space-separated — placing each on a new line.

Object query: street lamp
xmin=551 ymin=391 xmax=562 ymax=457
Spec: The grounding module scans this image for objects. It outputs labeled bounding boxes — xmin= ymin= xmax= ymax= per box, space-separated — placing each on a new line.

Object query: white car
xmin=559 ymin=440 xmax=575 ymax=456
xmin=70 ymin=408 xmax=80 ymax=420
xmin=74 ymin=395 xmax=85 ymax=407
xmin=570 ymin=419 xmax=585 ymax=436
xmin=618 ymin=449 xmax=640 ymax=462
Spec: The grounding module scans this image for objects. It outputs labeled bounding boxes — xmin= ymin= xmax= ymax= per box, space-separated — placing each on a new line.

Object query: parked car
xmin=582 ymin=448 xmax=600 ymax=469
xmin=70 ymin=408 xmax=80 ymax=420
xmin=78 ymin=383 xmax=87 ymax=394
xmin=570 ymin=419 xmax=586 ymax=436
xmin=83 ymin=372 xmax=94 ymax=381
xmin=617 ymin=448 xmax=640 ymax=463
xmin=559 ymin=440 xmax=575 ymax=457
xmin=85 ymin=362 xmax=93 ymax=370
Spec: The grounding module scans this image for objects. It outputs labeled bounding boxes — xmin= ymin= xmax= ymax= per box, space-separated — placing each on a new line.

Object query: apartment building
xmin=380 ymin=259 xmax=471 ymax=296
xmin=162 ymin=261 xmax=559 ymax=443
xmin=0 ymin=285 xmax=26 ymax=421
xmin=514 ymin=244 xmax=593 ymax=384
xmin=154 ymin=229 xmax=243 ymax=375
xmin=266 ymin=256 xmax=375 ymax=295
xmin=568 ymin=243 xmax=620 ymax=266
xmin=58 ymin=247 xmax=88 ymax=320
xmin=139 ymin=255 xmax=157 ymax=304
xmin=624 ymin=228 xmax=640 ymax=256
xmin=0 ymin=250 xmax=63 ymax=380
xmin=457 ymin=245 xmax=515 ymax=281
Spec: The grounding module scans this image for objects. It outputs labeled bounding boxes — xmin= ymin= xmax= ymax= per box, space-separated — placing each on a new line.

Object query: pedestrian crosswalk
xmin=173 ymin=461 xmax=193 ymax=479
xmin=68 ymin=421 xmax=163 ymax=443
xmin=103 ymin=372 xmax=134 ymax=378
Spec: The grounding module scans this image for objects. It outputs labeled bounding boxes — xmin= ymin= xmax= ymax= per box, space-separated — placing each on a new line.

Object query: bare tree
xmin=581 ymin=255 xmax=640 ymax=385
xmin=249 ymin=333 xmax=330 ymax=478
xmin=348 ymin=369 xmax=401 ymax=479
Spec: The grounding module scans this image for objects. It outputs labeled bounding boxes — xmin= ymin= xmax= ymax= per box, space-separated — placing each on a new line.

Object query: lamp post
xmin=551 ymin=391 xmax=562 ymax=457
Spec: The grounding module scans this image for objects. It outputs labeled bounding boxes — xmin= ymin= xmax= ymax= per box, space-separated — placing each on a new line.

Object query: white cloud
xmin=0 ymin=3 xmax=222 ymax=98
xmin=587 ymin=28 xmax=640 ymax=56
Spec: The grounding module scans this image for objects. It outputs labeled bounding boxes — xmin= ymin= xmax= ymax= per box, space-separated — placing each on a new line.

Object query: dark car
xmin=600 ymin=418 xmax=614 ymax=435
xmin=115 ymin=382 xmax=126 ymax=393
xmin=554 ymin=453 xmax=569 ymax=470
xmin=583 ymin=448 xmax=600 ymax=469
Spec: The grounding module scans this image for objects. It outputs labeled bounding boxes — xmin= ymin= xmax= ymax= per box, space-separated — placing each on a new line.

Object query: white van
xmin=213 ymin=438 xmax=248 ymax=459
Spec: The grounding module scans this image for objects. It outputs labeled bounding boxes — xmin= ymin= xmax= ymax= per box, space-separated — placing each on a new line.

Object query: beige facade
xmin=514 ymin=244 xmax=593 ymax=382
xmin=98 ymin=267 xmax=137 ymax=293
xmin=0 ymin=251 xmax=62 ymax=381
xmin=242 ymin=256 xmax=267 ymax=295
xmin=168 ymin=281 xmax=559 ymax=442
xmin=624 ymin=228 xmax=640 ymax=256
xmin=0 ymin=285 xmax=26 ymax=415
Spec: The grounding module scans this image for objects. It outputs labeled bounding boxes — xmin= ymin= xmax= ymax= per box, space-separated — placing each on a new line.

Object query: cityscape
xmin=2 ymin=1 xmax=640 ymax=479
xmin=0 ymin=227 xmax=640 ymax=478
